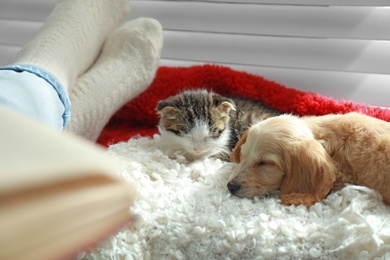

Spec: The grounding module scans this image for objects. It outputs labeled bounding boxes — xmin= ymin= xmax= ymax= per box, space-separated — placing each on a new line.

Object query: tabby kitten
xmin=156 ymin=89 xmax=281 ymax=161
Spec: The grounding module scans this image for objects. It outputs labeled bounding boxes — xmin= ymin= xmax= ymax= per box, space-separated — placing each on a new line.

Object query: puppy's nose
xmin=227 ymin=181 xmax=241 ymax=194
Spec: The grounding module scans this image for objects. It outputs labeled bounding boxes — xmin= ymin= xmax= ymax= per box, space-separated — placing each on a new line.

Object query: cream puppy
xmin=228 ymin=112 xmax=390 ymax=206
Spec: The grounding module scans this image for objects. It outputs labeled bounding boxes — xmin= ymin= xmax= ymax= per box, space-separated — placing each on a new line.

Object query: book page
xmin=0 ymin=105 xmax=123 ymax=194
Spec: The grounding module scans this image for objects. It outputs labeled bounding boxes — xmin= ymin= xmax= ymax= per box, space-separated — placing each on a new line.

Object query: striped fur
xmin=157 ymin=89 xmax=281 ymax=161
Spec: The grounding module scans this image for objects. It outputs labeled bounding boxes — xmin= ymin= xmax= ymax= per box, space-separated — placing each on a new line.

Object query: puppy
xmin=227 ymin=112 xmax=390 ymax=206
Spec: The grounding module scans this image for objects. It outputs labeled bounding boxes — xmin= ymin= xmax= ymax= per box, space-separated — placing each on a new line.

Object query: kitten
xmin=156 ymin=89 xmax=281 ymax=161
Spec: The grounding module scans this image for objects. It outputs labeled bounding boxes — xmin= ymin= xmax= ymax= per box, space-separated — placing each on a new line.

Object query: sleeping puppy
xmin=227 ymin=112 xmax=390 ymax=206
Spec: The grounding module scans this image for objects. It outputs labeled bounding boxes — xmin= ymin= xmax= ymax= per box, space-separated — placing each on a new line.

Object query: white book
xmin=0 ymin=105 xmax=136 ymax=260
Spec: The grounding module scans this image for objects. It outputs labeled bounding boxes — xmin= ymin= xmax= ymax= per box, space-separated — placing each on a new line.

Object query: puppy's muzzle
xmin=227 ymin=180 xmax=241 ymax=194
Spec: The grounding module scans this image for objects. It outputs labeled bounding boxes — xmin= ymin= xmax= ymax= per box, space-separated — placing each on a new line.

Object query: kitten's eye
xmin=169 ymin=129 xmax=181 ymax=135
xmin=214 ymin=127 xmax=224 ymax=134
xmin=211 ymin=129 xmax=224 ymax=138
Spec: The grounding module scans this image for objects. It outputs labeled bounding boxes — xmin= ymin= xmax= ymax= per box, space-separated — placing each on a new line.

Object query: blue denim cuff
xmin=0 ymin=64 xmax=71 ymax=128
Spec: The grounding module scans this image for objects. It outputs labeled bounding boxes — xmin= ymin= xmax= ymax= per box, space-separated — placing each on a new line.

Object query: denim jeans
xmin=0 ymin=64 xmax=70 ymax=130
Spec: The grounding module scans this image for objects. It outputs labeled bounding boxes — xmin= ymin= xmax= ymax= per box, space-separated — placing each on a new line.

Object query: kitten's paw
xmin=189 ymin=161 xmax=204 ymax=179
xmin=168 ymin=154 xmax=177 ymax=159
xmin=212 ymin=151 xmax=231 ymax=162
xmin=173 ymin=152 xmax=188 ymax=164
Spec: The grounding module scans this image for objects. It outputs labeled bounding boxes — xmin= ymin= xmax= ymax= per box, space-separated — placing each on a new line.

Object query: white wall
xmin=1 ymin=0 xmax=390 ymax=107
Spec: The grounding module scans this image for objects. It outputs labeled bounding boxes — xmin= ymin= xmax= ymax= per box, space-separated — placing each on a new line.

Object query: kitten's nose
xmin=227 ymin=181 xmax=241 ymax=194
xmin=193 ymin=147 xmax=203 ymax=153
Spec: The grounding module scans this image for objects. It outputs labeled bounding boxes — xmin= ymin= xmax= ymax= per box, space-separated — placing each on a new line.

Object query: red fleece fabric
xmin=97 ymin=64 xmax=390 ymax=146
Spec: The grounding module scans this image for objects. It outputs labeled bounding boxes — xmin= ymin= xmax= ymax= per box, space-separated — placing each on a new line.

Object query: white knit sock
xmin=15 ymin=0 xmax=129 ymax=91
xmin=66 ymin=18 xmax=163 ymax=141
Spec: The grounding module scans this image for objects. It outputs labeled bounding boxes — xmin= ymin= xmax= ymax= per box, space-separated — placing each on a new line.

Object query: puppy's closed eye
xmin=257 ymin=161 xmax=266 ymax=166
xmin=257 ymin=160 xmax=275 ymax=167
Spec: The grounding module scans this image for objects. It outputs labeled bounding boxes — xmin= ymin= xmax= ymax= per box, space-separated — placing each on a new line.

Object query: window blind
xmin=1 ymin=0 xmax=390 ymax=106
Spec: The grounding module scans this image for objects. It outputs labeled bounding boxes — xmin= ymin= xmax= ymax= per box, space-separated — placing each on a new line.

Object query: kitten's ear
xmin=156 ymin=100 xmax=177 ymax=119
xmin=157 ymin=106 xmax=179 ymax=120
xmin=156 ymin=100 xmax=170 ymax=112
xmin=230 ymin=130 xmax=248 ymax=163
xmin=218 ymin=101 xmax=236 ymax=116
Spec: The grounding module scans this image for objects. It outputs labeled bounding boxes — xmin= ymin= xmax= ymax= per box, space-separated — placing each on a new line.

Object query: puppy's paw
xmin=281 ymin=193 xmax=321 ymax=207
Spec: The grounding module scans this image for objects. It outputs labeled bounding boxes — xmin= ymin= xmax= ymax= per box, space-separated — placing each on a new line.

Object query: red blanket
xmin=98 ymin=64 xmax=390 ymax=146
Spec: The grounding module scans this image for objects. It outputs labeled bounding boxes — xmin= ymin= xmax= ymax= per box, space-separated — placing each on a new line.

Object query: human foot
xmin=66 ymin=18 xmax=163 ymax=141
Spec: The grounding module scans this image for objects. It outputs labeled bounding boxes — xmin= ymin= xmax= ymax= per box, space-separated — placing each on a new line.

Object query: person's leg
xmin=66 ymin=18 xmax=163 ymax=141
xmin=0 ymin=0 xmax=129 ymax=129
xmin=0 ymin=69 xmax=66 ymax=129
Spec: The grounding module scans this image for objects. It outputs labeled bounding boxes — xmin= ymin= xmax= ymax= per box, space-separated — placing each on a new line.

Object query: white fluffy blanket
xmin=83 ymin=135 xmax=390 ymax=260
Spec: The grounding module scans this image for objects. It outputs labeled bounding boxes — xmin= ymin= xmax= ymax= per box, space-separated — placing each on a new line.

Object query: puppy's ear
xmin=230 ymin=131 xmax=248 ymax=163
xmin=280 ymin=137 xmax=336 ymax=206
